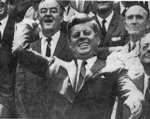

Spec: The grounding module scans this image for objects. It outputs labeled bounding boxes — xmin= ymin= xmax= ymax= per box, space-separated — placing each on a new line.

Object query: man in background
xmin=15 ymin=0 xmax=73 ymax=118
xmin=92 ymin=1 xmax=129 ymax=59
xmin=0 ymin=0 xmax=17 ymax=117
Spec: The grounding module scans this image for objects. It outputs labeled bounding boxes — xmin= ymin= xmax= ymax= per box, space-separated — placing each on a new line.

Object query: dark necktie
xmin=145 ymin=78 xmax=150 ymax=102
xmin=0 ymin=22 xmax=2 ymax=40
xmin=46 ymin=38 xmax=51 ymax=57
xmin=76 ymin=61 xmax=87 ymax=92
xmin=122 ymin=8 xmax=127 ymax=17
xmin=101 ymin=19 xmax=106 ymax=39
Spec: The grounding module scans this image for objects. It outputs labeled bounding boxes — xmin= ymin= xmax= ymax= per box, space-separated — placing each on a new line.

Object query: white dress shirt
xmin=0 ymin=15 xmax=9 ymax=38
xmin=75 ymin=56 xmax=97 ymax=92
xmin=40 ymin=31 xmax=60 ymax=57
xmin=96 ymin=11 xmax=114 ymax=31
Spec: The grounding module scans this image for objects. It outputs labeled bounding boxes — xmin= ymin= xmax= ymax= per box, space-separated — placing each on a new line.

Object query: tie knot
xmin=46 ymin=38 xmax=52 ymax=45
xmin=83 ymin=61 xmax=87 ymax=66
xmin=102 ymin=19 xmax=106 ymax=24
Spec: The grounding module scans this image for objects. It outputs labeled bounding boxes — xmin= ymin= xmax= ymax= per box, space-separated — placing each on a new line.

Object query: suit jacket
xmin=107 ymin=42 xmax=145 ymax=119
xmin=69 ymin=0 xmax=92 ymax=14
xmin=13 ymin=22 xmax=144 ymax=119
xmin=92 ymin=11 xmax=129 ymax=59
xmin=0 ymin=13 xmax=17 ymax=117
xmin=15 ymin=23 xmax=74 ymax=118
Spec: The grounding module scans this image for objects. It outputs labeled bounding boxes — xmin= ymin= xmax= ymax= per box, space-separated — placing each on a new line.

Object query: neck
xmin=143 ymin=63 xmax=150 ymax=76
xmin=42 ymin=29 xmax=58 ymax=38
xmin=130 ymin=35 xmax=142 ymax=43
xmin=96 ymin=9 xmax=112 ymax=19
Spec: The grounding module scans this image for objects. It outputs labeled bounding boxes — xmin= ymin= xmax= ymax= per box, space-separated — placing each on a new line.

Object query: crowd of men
xmin=0 ymin=0 xmax=150 ymax=119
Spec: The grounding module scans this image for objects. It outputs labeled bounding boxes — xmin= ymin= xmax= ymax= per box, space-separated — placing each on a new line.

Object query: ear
xmin=68 ymin=40 xmax=72 ymax=49
xmin=124 ymin=20 xmax=128 ymax=31
xmin=95 ymin=33 xmax=100 ymax=46
xmin=146 ymin=19 xmax=150 ymax=32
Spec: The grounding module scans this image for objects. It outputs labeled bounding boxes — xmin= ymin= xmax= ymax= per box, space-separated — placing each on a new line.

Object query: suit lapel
xmin=78 ymin=59 xmax=106 ymax=92
xmin=30 ymin=38 xmax=41 ymax=53
xmin=53 ymin=33 xmax=67 ymax=57
xmin=83 ymin=1 xmax=90 ymax=12
xmin=104 ymin=11 xmax=119 ymax=45
xmin=92 ymin=15 xmax=103 ymax=42
xmin=2 ymin=14 xmax=15 ymax=45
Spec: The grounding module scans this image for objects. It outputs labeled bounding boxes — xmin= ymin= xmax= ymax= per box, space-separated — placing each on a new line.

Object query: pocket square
xmin=100 ymin=75 xmax=105 ymax=79
xmin=112 ymin=37 xmax=121 ymax=41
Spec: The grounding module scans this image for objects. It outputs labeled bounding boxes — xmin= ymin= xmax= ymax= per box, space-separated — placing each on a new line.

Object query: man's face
xmin=93 ymin=1 xmax=114 ymax=13
xmin=69 ymin=22 xmax=100 ymax=59
xmin=140 ymin=34 xmax=150 ymax=64
xmin=38 ymin=0 xmax=63 ymax=32
xmin=0 ymin=0 xmax=8 ymax=19
xmin=125 ymin=6 xmax=148 ymax=38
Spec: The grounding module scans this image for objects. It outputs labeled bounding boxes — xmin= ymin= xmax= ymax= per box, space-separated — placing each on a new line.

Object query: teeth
xmin=80 ymin=43 xmax=88 ymax=47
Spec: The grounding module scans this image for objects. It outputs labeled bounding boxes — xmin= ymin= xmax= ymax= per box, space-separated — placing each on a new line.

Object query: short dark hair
xmin=67 ymin=13 xmax=100 ymax=40
xmin=125 ymin=2 xmax=149 ymax=19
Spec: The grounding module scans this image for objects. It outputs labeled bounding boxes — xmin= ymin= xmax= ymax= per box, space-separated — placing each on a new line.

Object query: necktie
xmin=76 ymin=61 xmax=87 ymax=92
xmin=0 ymin=22 xmax=2 ymax=40
xmin=46 ymin=38 xmax=51 ymax=57
xmin=78 ymin=0 xmax=84 ymax=12
xmin=145 ymin=78 xmax=150 ymax=102
xmin=122 ymin=8 xmax=127 ymax=17
xmin=101 ymin=19 xmax=107 ymax=39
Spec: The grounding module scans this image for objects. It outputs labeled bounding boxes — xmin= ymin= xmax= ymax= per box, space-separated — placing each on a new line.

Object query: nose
xmin=46 ymin=10 xmax=51 ymax=16
xmin=80 ymin=31 xmax=86 ymax=38
xmin=132 ymin=16 xmax=138 ymax=24
xmin=147 ymin=45 xmax=150 ymax=52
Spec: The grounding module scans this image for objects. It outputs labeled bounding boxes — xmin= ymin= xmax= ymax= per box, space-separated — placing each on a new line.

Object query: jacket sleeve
xmin=12 ymin=21 xmax=54 ymax=77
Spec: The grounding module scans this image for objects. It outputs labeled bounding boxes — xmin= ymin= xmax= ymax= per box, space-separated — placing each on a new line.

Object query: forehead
xmin=71 ymin=22 xmax=94 ymax=32
xmin=126 ymin=5 xmax=147 ymax=17
xmin=39 ymin=0 xmax=60 ymax=9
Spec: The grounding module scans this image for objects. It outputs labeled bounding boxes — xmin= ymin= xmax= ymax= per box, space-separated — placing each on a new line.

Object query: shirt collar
xmin=40 ymin=30 xmax=60 ymax=43
xmin=96 ymin=11 xmax=114 ymax=30
xmin=77 ymin=56 xmax=97 ymax=70
xmin=120 ymin=2 xmax=126 ymax=14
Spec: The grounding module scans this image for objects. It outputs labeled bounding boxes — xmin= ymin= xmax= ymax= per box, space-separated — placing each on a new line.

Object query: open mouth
xmin=44 ymin=19 xmax=53 ymax=23
xmin=79 ymin=42 xmax=89 ymax=48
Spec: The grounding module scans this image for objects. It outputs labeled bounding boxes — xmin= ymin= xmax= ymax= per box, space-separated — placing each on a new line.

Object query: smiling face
xmin=140 ymin=33 xmax=150 ymax=64
xmin=125 ymin=5 xmax=148 ymax=39
xmin=0 ymin=0 xmax=8 ymax=20
xmin=69 ymin=22 xmax=100 ymax=60
xmin=38 ymin=0 xmax=63 ymax=33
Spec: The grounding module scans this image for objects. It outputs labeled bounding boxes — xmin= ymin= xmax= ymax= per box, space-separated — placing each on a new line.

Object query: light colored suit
xmin=107 ymin=42 xmax=145 ymax=119
xmin=13 ymin=22 xmax=144 ymax=119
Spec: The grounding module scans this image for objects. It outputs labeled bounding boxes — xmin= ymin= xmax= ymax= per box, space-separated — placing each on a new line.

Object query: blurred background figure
xmin=92 ymin=1 xmax=129 ymax=60
xmin=0 ymin=0 xmax=17 ymax=118
xmin=113 ymin=1 xmax=138 ymax=17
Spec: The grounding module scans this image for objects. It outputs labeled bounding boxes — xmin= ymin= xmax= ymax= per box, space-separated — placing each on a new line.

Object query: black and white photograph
xmin=0 ymin=0 xmax=149 ymax=119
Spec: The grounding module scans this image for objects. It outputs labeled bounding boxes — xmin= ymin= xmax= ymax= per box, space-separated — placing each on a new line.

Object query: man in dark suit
xmin=138 ymin=33 xmax=150 ymax=119
xmin=15 ymin=0 xmax=73 ymax=118
xmin=13 ymin=13 xmax=144 ymax=119
xmin=0 ymin=0 xmax=16 ymax=118
xmin=92 ymin=1 xmax=129 ymax=59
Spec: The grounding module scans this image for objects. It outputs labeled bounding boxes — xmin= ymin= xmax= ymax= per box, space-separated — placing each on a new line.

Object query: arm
xmin=97 ymin=46 xmax=123 ymax=60
xmin=116 ymin=70 xmax=144 ymax=119
xmin=12 ymin=21 xmax=54 ymax=77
